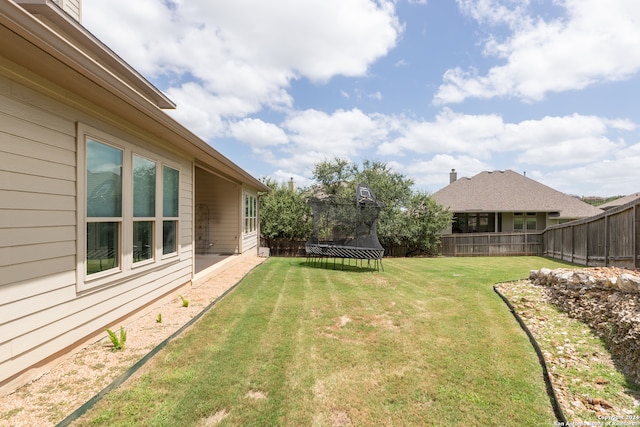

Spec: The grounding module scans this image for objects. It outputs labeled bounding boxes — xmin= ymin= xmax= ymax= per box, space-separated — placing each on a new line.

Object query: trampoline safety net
xmin=305 ymin=184 xmax=384 ymax=270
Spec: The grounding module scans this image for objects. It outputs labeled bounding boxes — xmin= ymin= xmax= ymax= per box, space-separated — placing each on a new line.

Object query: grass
xmin=74 ymin=256 xmax=574 ymax=426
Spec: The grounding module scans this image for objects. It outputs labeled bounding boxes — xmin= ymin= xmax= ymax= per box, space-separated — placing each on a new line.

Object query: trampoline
xmin=305 ymin=184 xmax=384 ymax=271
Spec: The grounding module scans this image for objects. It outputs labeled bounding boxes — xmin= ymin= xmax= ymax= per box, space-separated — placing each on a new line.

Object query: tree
xmin=310 ymin=158 xmax=451 ymax=256
xmin=259 ymin=178 xmax=312 ymax=246
xmin=353 ymin=160 xmax=414 ymax=247
xmin=398 ymin=191 xmax=452 ymax=255
xmin=311 ymin=157 xmax=356 ymax=197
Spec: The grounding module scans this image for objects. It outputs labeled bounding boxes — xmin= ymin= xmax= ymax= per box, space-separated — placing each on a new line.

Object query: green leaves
xmin=179 ymin=295 xmax=189 ymax=307
xmin=259 ymin=178 xmax=312 ymax=242
xmin=106 ymin=326 xmax=127 ymax=351
xmin=311 ymin=158 xmax=450 ymax=255
xmin=259 ymin=159 xmax=452 ymax=256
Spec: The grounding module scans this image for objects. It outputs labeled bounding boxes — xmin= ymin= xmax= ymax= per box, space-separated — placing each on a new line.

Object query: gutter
xmin=1 ymin=0 xmax=269 ymax=193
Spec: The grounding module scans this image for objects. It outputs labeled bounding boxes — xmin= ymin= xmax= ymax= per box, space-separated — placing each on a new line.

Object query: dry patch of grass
xmin=196 ymin=409 xmax=229 ymax=426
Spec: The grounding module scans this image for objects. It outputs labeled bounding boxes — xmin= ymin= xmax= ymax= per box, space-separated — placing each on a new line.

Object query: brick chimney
xmin=449 ymin=169 xmax=457 ymax=184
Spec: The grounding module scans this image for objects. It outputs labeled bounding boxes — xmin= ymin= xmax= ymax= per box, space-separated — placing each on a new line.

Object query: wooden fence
xmin=262 ymin=199 xmax=640 ymax=266
xmin=262 ymin=239 xmax=435 ymax=258
xmin=261 ymin=238 xmax=307 ymax=257
xmin=543 ymin=199 xmax=640 ymax=268
xmin=440 ymin=232 xmax=543 ymax=257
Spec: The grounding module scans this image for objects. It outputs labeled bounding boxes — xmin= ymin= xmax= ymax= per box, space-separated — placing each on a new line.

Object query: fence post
xmin=635 ymin=203 xmax=638 ymax=269
xmin=585 ymin=221 xmax=589 ymax=266
xmin=570 ymin=224 xmax=574 ymax=264
xmin=604 ymin=213 xmax=609 ymax=267
xmin=453 ymin=234 xmax=457 ymax=256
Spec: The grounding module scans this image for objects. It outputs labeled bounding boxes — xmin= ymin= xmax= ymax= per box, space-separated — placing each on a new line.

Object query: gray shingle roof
xmin=432 ymin=170 xmax=603 ymax=219
xmin=598 ymin=193 xmax=640 ymax=210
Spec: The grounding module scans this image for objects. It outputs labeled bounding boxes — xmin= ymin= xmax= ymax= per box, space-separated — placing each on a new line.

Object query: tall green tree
xmin=310 ymin=158 xmax=451 ymax=255
xmin=353 ymin=160 xmax=414 ymax=247
xmin=259 ymin=178 xmax=312 ymax=246
xmin=398 ymin=191 xmax=452 ymax=255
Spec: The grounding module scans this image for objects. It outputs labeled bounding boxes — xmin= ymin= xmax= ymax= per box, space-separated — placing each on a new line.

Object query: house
xmin=597 ymin=193 xmax=640 ymax=210
xmin=0 ymin=0 xmax=269 ymax=392
xmin=432 ymin=169 xmax=603 ymax=234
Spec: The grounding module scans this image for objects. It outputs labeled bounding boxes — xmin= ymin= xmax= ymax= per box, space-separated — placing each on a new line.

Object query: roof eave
xmin=12 ymin=0 xmax=176 ymax=109
xmin=1 ymin=1 xmax=269 ymax=193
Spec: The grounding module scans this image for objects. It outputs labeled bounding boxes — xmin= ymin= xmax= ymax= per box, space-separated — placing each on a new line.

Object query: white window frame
xmin=132 ymin=153 xmax=157 ymax=267
xmin=243 ymin=191 xmax=257 ymax=235
xmin=77 ymin=124 xmax=181 ymax=292
xmin=161 ymin=164 xmax=180 ymax=258
xmin=513 ymin=212 xmax=537 ymax=232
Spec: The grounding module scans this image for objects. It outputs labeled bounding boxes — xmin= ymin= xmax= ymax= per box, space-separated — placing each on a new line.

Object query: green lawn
xmin=75 ymin=256 xmax=573 ymax=426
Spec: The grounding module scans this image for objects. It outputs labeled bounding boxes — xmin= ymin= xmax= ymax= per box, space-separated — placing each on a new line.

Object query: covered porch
xmin=194 ymin=166 xmax=242 ymax=276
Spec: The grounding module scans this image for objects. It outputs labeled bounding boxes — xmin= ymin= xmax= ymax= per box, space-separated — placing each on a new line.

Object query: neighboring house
xmin=597 ymin=193 xmax=640 ymax=210
xmin=432 ymin=170 xmax=603 ymax=234
xmin=0 ymin=0 xmax=269 ymax=392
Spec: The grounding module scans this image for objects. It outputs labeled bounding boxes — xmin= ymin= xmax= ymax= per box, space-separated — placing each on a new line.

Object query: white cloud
xmin=501 ymin=114 xmax=623 ymax=166
xmin=259 ymin=106 xmax=634 ymax=191
xmin=378 ymin=108 xmax=504 ymax=157
xmin=456 ymin=0 xmax=532 ymax=29
xmin=229 ymin=118 xmax=289 ymax=149
xmin=537 ymin=142 xmax=640 ymax=196
xmin=84 ymin=0 xmax=401 ymax=136
xmin=257 ymin=108 xmax=392 ymax=176
xmin=436 ymin=0 xmax=640 ymax=104
xmin=283 ymin=108 xmax=387 ymax=156
xmin=402 ymin=154 xmax=492 ymax=189
xmin=377 ymin=109 xmax=631 ymax=168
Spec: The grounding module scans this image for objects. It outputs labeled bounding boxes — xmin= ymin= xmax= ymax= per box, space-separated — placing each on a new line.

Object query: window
xmin=514 ymin=212 xmax=537 ymax=232
xmin=162 ymin=166 xmax=179 ymax=255
xmin=244 ymin=193 xmax=257 ymax=234
xmin=86 ymin=139 xmax=122 ymax=275
xmin=526 ymin=212 xmax=537 ymax=231
xmin=133 ymin=155 xmax=156 ymax=263
xmin=452 ymin=213 xmax=495 ymax=233
xmin=79 ymin=125 xmax=181 ymax=289
xmin=514 ymin=213 xmax=524 ymax=231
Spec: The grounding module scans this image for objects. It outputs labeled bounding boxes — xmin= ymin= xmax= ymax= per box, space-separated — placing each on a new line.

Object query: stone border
xmin=530 ymin=267 xmax=640 ymax=383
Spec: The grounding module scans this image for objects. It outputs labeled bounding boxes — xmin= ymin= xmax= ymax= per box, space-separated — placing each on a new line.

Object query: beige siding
xmin=195 ymin=168 xmax=240 ymax=254
xmin=0 ymin=74 xmax=195 ymax=384
xmin=53 ymin=0 xmax=81 ymax=22
xmin=502 ymin=212 xmax=515 ymax=232
xmin=0 ymin=89 xmax=76 ymax=287
xmin=536 ymin=212 xmax=547 ymax=230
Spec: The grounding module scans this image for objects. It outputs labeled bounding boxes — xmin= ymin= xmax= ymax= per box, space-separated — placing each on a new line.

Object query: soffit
xmin=0 ymin=1 xmax=269 ymax=193
xmin=13 ymin=0 xmax=175 ymax=109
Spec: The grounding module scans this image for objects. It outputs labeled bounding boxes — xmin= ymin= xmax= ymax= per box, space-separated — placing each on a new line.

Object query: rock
xmin=586 ymin=397 xmax=613 ymax=409
xmin=618 ymin=273 xmax=640 ymax=293
xmin=540 ymin=267 xmax=640 ymax=384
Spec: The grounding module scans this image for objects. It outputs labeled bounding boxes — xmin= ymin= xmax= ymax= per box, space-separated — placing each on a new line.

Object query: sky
xmin=82 ymin=0 xmax=640 ymax=197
